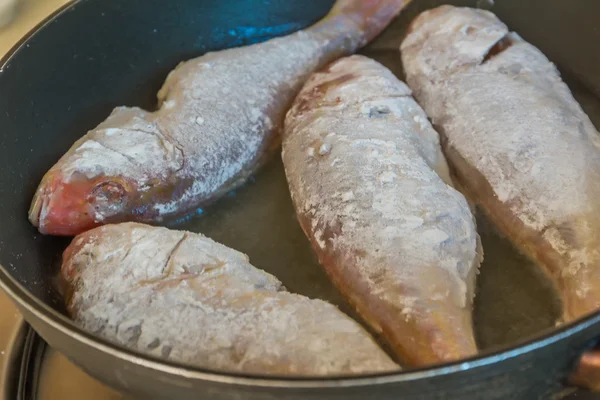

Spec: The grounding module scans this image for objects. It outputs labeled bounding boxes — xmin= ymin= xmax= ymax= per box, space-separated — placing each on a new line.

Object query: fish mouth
xmin=28 ymin=175 xmax=99 ymax=236
xmin=29 ymin=172 xmax=136 ymax=236
xmin=28 ymin=187 xmax=50 ymax=233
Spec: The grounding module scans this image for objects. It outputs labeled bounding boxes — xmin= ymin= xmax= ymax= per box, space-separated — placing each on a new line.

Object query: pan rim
xmin=1 ymin=0 xmax=600 ymax=388
xmin=3 ymin=260 xmax=600 ymax=386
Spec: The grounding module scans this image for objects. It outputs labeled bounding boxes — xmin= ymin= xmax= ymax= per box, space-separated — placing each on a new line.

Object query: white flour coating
xmin=63 ymin=223 xmax=398 ymax=375
xmin=59 ymin=107 xmax=184 ymax=187
xmin=148 ymin=31 xmax=331 ymax=213
xmin=282 ymin=55 xmax=481 ymax=364
xmin=402 ymin=6 xmax=600 ymax=319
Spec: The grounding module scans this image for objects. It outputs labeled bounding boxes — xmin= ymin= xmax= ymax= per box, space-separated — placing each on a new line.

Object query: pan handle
xmin=569 ymin=348 xmax=600 ymax=391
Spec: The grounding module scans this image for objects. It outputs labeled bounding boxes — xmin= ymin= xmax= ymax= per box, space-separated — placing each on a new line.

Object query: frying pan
xmin=2 ymin=0 xmax=600 ymax=398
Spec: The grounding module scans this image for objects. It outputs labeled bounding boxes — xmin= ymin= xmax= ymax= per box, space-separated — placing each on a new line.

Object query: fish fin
xmin=320 ymin=0 xmax=412 ymax=46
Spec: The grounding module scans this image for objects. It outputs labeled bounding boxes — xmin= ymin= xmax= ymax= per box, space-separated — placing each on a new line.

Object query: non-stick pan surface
xmin=2 ymin=0 xmax=600 ymax=399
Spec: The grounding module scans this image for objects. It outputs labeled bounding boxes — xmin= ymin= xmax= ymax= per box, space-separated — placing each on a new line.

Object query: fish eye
xmin=88 ymin=181 xmax=127 ymax=210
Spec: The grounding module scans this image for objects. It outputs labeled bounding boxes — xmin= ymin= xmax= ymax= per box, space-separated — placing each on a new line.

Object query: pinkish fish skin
xmin=29 ymin=0 xmax=411 ymax=236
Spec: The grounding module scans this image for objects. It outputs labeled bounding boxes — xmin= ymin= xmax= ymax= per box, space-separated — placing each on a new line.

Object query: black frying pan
xmin=2 ymin=0 xmax=600 ymax=398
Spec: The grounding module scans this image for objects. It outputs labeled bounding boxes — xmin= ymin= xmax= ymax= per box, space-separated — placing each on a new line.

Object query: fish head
xmin=29 ymin=107 xmax=185 ymax=236
xmin=29 ymin=169 xmax=138 ymax=236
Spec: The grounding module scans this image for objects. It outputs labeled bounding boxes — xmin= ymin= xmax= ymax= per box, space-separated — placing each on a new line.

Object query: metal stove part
xmin=17 ymin=327 xmax=43 ymax=399
xmin=0 ymin=292 xmax=121 ymax=399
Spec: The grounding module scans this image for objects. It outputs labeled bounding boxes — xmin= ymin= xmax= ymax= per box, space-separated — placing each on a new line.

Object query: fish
xmin=401 ymin=5 xmax=600 ymax=322
xmin=29 ymin=0 xmax=411 ymax=236
xmin=281 ymin=55 xmax=482 ymax=367
xmin=61 ymin=222 xmax=399 ymax=375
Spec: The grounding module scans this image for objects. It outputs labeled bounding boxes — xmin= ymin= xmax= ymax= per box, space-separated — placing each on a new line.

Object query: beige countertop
xmin=0 ymin=0 xmax=70 ymax=56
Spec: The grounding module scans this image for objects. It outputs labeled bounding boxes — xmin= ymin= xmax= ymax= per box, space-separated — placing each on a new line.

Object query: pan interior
xmin=1 ymin=0 xmax=599 ymax=372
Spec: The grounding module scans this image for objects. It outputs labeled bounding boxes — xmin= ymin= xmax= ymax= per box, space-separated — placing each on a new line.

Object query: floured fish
xmin=29 ymin=0 xmax=411 ymax=236
xmin=402 ymin=5 xmax=600 ymax=322
xmin=62 ymin=222 xmax=399 ymax=375
xmin=282 ymin=55 xmax=482 ymax=366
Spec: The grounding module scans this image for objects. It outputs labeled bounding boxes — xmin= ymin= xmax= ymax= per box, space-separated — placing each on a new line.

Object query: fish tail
xmin=319 ymin=0 xmax=412 ymax=47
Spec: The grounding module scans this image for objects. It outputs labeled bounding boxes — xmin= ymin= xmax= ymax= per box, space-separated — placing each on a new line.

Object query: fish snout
xmin=28 ymin=174 xmax=99 ymax=236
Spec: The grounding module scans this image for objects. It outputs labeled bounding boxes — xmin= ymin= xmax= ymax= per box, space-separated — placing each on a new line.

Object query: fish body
xmin=402 ymin=6 xmax=600 ymax=321
xmin=62 ymin=222 xmax=399 ymax=375
xmin=30 ymin=0 xmax=411 ymax=236
xmin=282 ymin=55 xmax=482 ymax=366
